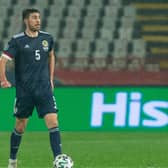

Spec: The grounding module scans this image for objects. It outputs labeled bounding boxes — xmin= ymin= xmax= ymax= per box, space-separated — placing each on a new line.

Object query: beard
xmin=29 ymin=24 xmax=40 ymax=32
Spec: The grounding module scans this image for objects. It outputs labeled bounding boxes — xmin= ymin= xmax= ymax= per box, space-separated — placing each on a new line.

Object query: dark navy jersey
xmin=3 ymin=31 xmax=54 ymax=94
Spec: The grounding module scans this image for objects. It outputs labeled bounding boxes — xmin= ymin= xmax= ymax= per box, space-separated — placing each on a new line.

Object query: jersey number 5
xmin=35 ymin=50 xmax=40 ymax=61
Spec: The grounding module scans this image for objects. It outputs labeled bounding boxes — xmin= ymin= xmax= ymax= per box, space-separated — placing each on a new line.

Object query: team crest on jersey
xmin=42 ymin=40 xmax=49 ymax=51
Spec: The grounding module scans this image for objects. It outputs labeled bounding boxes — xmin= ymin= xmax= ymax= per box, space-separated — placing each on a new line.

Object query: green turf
xmin=0 ymin=132 xmax=167 ymax=168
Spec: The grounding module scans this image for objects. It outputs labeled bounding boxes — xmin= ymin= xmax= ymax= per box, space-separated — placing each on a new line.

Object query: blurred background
xmin=0 ymin=0 xmax=167 ymax=86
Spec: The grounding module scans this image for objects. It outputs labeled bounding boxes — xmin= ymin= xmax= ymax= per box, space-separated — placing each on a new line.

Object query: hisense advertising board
xmin=0 ymin=87 xmax=167 ymax=131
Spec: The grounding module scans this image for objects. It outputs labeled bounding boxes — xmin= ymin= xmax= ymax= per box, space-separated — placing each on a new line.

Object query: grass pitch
xmin=0 ymin=132 xmax=167 ymax=168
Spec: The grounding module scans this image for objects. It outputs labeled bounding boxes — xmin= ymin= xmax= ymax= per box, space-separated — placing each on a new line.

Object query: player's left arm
xmin=49 ymin=49 xmax=55 ymax=90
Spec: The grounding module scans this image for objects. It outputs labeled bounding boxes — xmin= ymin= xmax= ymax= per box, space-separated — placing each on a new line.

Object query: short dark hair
xmin=22 ymin=8 xmax=40 ymax=20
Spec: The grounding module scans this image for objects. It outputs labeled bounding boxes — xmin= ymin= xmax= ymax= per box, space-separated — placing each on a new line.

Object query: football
xmin=53 ymin=154 xmax=74 ymax=168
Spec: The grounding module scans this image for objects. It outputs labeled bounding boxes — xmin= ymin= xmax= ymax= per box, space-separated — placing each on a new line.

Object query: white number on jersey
xmin=35 ymin=50 xmax=40 ymax=61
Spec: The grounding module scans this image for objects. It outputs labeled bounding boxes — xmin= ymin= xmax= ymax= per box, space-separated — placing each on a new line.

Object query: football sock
xmin=10 ymin=129 xmax=23 ymax=159
xmin=49 ymin=127 xmax=62 ymax=158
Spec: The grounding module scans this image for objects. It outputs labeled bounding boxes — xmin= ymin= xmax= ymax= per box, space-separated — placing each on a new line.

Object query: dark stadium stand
xmin=132 ymin=0 xmax=168 ymax=70
xmin=0 ymin=0 xmax=167 ymax=85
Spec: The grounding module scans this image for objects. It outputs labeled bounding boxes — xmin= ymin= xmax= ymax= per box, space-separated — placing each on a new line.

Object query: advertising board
xmin=0 ymin=87 xmax=167 ymax=131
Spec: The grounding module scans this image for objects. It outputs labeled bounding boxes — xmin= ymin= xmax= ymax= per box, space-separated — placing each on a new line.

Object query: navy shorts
xmin=13 ymin=86 xmax=58 ymax=118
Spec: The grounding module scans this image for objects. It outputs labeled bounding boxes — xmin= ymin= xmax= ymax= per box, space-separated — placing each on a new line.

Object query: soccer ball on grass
xmin=53 ymin=154 xmax=74 ymax=168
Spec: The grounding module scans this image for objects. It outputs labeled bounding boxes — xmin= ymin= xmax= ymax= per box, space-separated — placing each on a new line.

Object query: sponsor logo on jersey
xmin=42 ymin=40 xmax=49 ymax=51
xmin=24 ymin=44 xmax=30 ymax=48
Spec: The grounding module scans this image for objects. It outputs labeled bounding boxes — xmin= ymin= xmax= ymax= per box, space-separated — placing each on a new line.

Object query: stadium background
xmin=0 ymin=0 xmax=168 ymax=167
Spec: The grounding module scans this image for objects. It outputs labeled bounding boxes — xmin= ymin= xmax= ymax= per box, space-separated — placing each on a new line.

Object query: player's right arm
xmin=0 ymin=37 xmax=17 ymax=88
xmin=0 ymin=56 xmax=11 ymax=88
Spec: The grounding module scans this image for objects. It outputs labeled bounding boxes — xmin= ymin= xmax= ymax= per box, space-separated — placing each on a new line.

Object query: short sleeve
xmin=49 ymin=36 xmax=54 ymax=52
xmin=2 ymin=38 xmax=18 ymax=60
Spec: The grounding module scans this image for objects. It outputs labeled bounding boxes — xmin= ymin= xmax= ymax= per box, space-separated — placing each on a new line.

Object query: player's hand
xmin=0 ymin=80 xmax=12 ymax=88
xmin=50 ymin=80 xmax=54 ymax=91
